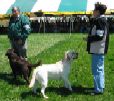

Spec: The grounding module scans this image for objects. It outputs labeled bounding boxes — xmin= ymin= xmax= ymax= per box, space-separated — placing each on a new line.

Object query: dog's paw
xmin=43 ymin=95 xmax=48 ymax=99
xmin=69 ymin=88 xmax=73 ymax=92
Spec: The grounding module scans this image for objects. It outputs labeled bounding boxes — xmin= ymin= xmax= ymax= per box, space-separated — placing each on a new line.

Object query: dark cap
xmin=94 ymin=2 xmax=107 ymax=14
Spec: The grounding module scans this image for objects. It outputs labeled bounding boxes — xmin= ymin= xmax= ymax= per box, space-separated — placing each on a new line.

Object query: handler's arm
xmin=88 ymin=18 xmax=107 ymax=43
xmin=22 ymin=16 xmax=31 ymax=39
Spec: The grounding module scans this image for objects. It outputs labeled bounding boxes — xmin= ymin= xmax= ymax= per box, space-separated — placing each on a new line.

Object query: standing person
xmin=8 ymin=6 xmax=31 ymax=59
xmin=86 ymin=2 xmax=109 ymax=95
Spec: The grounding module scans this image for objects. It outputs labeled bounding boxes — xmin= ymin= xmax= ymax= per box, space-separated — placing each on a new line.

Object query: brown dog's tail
xmin=28 ymin=60 xmax=42 ymax=68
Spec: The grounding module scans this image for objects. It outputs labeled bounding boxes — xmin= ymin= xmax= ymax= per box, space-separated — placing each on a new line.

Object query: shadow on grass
xmin=21 ymin=86 xmax=94 ymax=99
xmin=21 ymin=89 xmax=41 ymax=99
xmin=21 ymin=87 xmax=72 ymax=100
xmin=108 ymin=59 xmax=114 ymax=61
xmin=0 ymin=72 xmax=26 ymax=85
xmin=72 ymin=86 xmax=94 ymax=95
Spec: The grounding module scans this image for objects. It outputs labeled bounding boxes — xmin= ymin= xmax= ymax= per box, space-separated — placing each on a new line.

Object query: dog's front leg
xmin=12 ymin=71 xmax=18 ymax=84
xmin=11 ymin=68 xmax=17 ymax=80
xmin=63 ymin=77 xmax=72 ymax=92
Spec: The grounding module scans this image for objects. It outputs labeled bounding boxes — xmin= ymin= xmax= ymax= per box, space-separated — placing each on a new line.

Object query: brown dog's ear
xmin=5 ymin=48 xmax=14 ymax=56
xmin=11 ymin=48 xmax=14 ymax=52
xmin=5 ymin=50 xmax=9 ymax=56
xmin=9 ymin=48 xmax=14 ymax=53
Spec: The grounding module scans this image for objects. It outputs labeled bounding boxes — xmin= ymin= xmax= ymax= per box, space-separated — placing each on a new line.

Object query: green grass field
xmin=0 ymin=33 xmax=114 ymax=101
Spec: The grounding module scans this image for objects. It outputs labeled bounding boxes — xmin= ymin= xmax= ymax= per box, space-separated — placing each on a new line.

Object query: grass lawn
xmin=0 ymin=33 xmax=114 ymax=101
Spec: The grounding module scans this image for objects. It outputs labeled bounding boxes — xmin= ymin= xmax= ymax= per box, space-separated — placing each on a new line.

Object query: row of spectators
xmin=31 ymin=16 xmax=90 ymax=33
xmin=1 ymin=16 xmax=114 ymax=34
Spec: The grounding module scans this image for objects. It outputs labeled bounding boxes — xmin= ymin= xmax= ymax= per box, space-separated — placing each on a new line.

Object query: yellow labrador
xmin=29 ymin=50 xmax=78 ymax=98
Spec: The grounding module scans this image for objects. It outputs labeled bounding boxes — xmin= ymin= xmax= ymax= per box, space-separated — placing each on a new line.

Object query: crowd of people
xmin=31 ymin=16 xmax=89 ymax=33
xmin=30 ymin=16 xmax=114 ymax=33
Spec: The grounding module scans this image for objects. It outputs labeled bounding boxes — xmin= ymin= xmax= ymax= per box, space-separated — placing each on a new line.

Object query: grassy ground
xmin=0 ymin=33 xmax=114 ymax=101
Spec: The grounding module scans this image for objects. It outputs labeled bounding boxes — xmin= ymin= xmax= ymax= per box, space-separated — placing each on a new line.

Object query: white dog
xmin=29 ymin=50 xmax=78 ymax=98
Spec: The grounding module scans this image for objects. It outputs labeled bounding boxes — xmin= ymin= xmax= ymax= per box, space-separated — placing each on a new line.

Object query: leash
xmin=68 ymin=33 xmax=87 ymax=52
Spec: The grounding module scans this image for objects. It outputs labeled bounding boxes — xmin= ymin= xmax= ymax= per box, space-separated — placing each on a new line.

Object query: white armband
xmin=24 ymin=24 xmax=30 ymax=30
xmin=96 ymin=30 xmax=104 ymax=37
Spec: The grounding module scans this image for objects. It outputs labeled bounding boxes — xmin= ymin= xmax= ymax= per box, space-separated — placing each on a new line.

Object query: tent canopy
xmin=0 ymin=0 xmax=114 ymax=15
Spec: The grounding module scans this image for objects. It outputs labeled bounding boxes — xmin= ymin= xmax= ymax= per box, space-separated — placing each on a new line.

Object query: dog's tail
xmin=29 ymin=60 xmax=42 ymax=68
xmin=29 ymin=69 xmax=37 ymax=88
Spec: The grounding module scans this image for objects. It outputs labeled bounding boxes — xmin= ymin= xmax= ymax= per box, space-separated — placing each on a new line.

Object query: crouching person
xmin=86 ymin=2 xmax=109 ymax=95
xmin=8 ymin=6 xmax=31 ymax=59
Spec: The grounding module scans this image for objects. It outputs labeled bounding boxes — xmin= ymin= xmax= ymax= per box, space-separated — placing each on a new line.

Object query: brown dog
xmin=5 ymin=49 xmax=41 ymax=84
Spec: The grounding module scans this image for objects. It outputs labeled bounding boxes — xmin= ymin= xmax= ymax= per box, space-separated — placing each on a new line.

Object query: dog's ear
xmin=5 ymin=48 xmax=14 ymax=56
xmin=5 ymin=50 xmax=9 ymax=56
xmin=64 ymin=51 xmax=67 ymax=59
xmin=64 ymin=51 xmax=69 ymax=60
xmin=12 ymin=48 xmax=14 ymax=51
xmin=10 ymin=48 xmax=14 ymax=53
